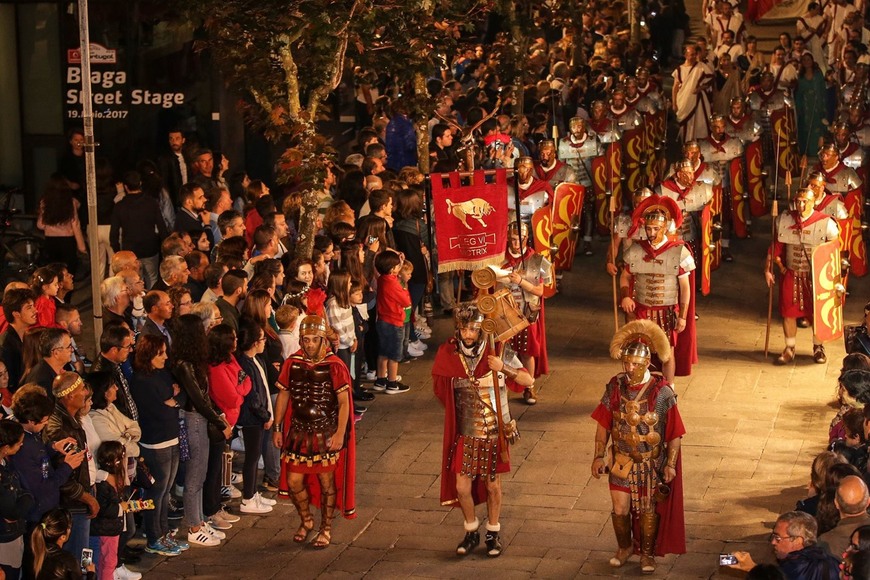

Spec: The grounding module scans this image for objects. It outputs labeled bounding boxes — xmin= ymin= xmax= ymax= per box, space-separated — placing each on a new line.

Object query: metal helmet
xmin=298 ymin=315 xmax=330 ymax=362
xmin=569 ymin=116 xmax=586 ymax=133
xmin=454 ymin=302 xmax=485 ymax=330
xmin=807 ymin=171 xmax=827 ymax=186
xmin=539 ymin=139 xmax=556 ymax=151
xmin=610 ymin=320 xmax=671 ymax=384
xmin=794 ymin=187 xmax=817 ymax=203
xmin=516 ymin=156 xmax=534 ymax=169
xmin=632 ymin=187 xmax=655 ymax=207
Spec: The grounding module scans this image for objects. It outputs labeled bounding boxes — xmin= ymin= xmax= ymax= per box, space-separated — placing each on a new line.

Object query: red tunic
xmin=769 ymin=210 xmax=832 ymax=319
xmin=276 ymin=351 xmax=357 ymax=519
xmin=591 ymin=374 xmax=687 ymax=556
xmin=433 ymin=340 xmax=518 ymax=507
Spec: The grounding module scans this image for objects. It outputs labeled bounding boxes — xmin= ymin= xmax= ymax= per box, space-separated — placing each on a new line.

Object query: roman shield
xmin=700 ymin=203 xmax=714 ymax=296
xmin=812 ymin=240 xmax=845 ymax=342
xmin=729 ymin=157 xmax=749 ymax=239
xmin=549 ymin=182 xmax=585 ymax=271
xmin=531 ymin=205 xmax=557 ymax=298
xmin=592 ymin=142 xmax=622 ymax=236
xmin=745 ymin=140 xmax=768 ymax=217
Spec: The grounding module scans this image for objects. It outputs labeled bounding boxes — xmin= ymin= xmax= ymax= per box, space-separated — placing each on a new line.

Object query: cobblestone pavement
xmin=125 ymin=216 xmax=866 ymax=579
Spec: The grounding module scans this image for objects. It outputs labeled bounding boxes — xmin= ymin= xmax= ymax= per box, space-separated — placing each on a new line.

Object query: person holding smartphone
xmin=30 ymin=508 xmax=95 ymax=579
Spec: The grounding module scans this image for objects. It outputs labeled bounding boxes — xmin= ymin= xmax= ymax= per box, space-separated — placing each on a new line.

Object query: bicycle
xmin=0 ymin=185 xmax=44 ymax=286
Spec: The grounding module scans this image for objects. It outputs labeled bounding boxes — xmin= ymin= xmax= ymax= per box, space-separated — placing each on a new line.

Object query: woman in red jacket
xmin=206 ymin=325 xmax=251 ymax=429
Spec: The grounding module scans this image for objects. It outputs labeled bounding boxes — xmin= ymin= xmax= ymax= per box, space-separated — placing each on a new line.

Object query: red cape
xmin=277 ymin=352 xmax=357 ymax=519
xmin=591 ymin=373 xmax=687 ymax=556
xmin=432 ymin=340 xmax=515 ymax=507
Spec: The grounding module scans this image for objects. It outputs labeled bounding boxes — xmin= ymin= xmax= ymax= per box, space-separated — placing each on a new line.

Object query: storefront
xmin=0 ymin=0 xmax=251 ymax=211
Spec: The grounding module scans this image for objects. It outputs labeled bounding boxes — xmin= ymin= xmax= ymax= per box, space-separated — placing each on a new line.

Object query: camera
xmin=63 ymin=442 xmax=81 ymax=454
xmin=719 ymin=554 xmax=738 ymax=566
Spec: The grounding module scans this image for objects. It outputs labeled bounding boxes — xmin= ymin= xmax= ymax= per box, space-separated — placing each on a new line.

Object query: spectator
xmin=128 ymin=335 xmax=182 ymax=557
xmin=190 ymin=302 xmax=222 ymax=332
xmin=43 ymin=372 xmax=99 ymax=562
xmin=100 ymin=277 xmax=133 ymax=329
xmin=729 ymin=511 xmax=840 ymax=578
xmin=21 ymin=328 xmax=72 ymax=396
xmin=832 ymin=367 xmax=870 ymax=442
xmin=797 ymin=451 xmax=848 ymax=515
xmin=185 ymin=251 xmax=209 ymax=302
xmin=0 ymin=283 xmax=29 ymax=337
xmin=818 ymin=463 xmax=864 ymax=534
xmin=30 ymin=268 xmax=60 ymax=330
xmin=288 ymin=259 xmax=325 ymax=316
xmin=215 ymin=270 xmax=247 ymax=332
xmin=206 ymin=187 xmax=233 ymax=245
xmin=200 ymin=262 xmax=227 ymax=304
xmin=234 ymin=318 xmax=275 ymax=513
xmin=217 ymin=210 xmax=245 ymax=243
xmin=175 ymin=184 xmax=212 ymax=248
xmin=140 ymin=291 xmax=174 ymax=347
xmin=152 ymin=256 xmax=190 ymax=292
xmin=110 ymin=252 xmax=139 ymax=277
xmin=90 ymin=441 xmax=128 ymax=580
xmin=819 ymin=475 xmax=870 ymax=556
xmin=31 ymin=508 xmax=94 ymax=579
xmin=0 ymin=419 xmax=32 ymax=580
xmin=160 ymin=232 xmax=189 ymax=259
xmin=167 ymin=286 xmax=193 ymax=330
xmin=240 ymin=291 xmax=283 ymax=391
xmin=109 ymin=170 xmax=169 ymax=289
xmin=206 ymin=325 xmax=248 ymax=428
xmin=171 ymin=315 xmax=231 ymax=547
xmin=45 ymin=263 xmax=74 ymax=307
xmin=36 ymin=175 xmax=86 ymax=280
xmin=830 ymin=408 xmax=868 ymax=473
xmin=373 ymin=251 xmax=410 ymax=394
xmin=55 ymin=305 xmax=88 ymax=375
xmin=91 ymin=325 xmax=138 ymax=422
xmin=384 ymin=100 xmax=417 ymax=171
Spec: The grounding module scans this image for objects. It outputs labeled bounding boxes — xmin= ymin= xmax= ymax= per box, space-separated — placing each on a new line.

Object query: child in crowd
xmin=324 ymin=271 xmax=355 ymax=373
xmin=31 ymin=267 xmax=61 ymax=329
xmin=372 ymin=251 xmax=410 ymax=395
xmin=92 ymin=441 xmax=127 ymax=580
xmin=829 ymin=407 xmax=869 ymax=474
xmin=32 ymin=508 xmax=95 ymax=579
xmin=312 ymin=249 xmax=329 ymax=290
xmin=275 ymin=305 xmax=300 ymax=359
xmin=350 ymin=282 xmax=372 ymax=406
xmin=397 ymin=261 xmax=419 ymax=360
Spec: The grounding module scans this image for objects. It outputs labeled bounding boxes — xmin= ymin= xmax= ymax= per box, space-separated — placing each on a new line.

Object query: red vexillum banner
xmin=431 ymin=169 xmax=509 ymax=273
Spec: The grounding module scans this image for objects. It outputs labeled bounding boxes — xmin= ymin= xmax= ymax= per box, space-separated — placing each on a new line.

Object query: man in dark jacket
xmin=110 ymin=171 xmax=169 ymax=289
xmin=43 ymin=372 xmax=99 ymax=560
xmin=91 ymin=325 xmax=138 ymax=421
xmin=21 ymin=328 xmax=73 ymax=396
xmin=175 ymin=183 xmax=213 ymax=248
xmin=0 ymin=288 xmax=37 ymax=391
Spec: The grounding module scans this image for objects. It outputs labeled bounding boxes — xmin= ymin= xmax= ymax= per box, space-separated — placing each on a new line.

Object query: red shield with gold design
xmin=623 ymin=126 xmax=646 ymax=193
xmin=710 ymin=184 xmax=723 ymax=271
xmin=770 ymin=107 xmax=796 ymax=176
xmin=643 ymin=110 xmax=666 ymax=185
xmin=812 ymin=240 xmax=845 ymax=342
xmin=592 ymin=142 xmax=623 ymax=236
xmin=745 ymin=140 xmax=767 ymax=217
xmin=844 ymin=189 xmax=868 ymax=277
xmin=729 ymin=157 xmax=749 ymax=239
xmin=549 ymin=183 xmax=585 ymax=271
xmin=531 ymin=206 xmax=557 ymax=298
xmin=700 ymin=203 xmax=713 ymax=296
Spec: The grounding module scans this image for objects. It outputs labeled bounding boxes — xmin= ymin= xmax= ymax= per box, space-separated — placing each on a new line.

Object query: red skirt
xmin=779 ymin=270 xmax=813 ymax=319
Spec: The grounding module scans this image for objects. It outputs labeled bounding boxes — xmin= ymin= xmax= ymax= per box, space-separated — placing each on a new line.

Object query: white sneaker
xmin=230 ymin=472 xmax=243 ymax=485
xmin=221 ymin=485 xmax=242 ymax=499
xmin=240 ymin=496 xmax=272 ymax=514
xmin=254 ymin=492 xmax=277 ymax=506
xmin=408 ymin=345 xmax=425 ymax=357
xmin=365 ymin=370 xmax=377 ymax=381
xmin=410 ymin=339 xmax=428 ymax=351
xmin=208 ymin=512 xmax=233 ymax=530
xmin=416 ymin=330 xmax=432 ymax=339
xmin=202 ymin=522 xmax=226 ymax=540
xmin=187 ymin=528 xmax=220 ymax=546
xmin=113 ymin=565 xmax=142 ymax=580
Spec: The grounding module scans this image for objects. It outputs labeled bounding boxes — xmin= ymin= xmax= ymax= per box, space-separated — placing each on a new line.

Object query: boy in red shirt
xmin=372 ymin=251 xmax=411 ymax=394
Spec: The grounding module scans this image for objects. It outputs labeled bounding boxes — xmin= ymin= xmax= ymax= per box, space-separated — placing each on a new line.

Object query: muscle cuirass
xmin=749 ymin=90 xmax=788 ymax=115
xmin=543 ymin=164 xmax=578 ymax=188
xmin=626 ymin=95 xmax=655 ymax=114
xmin=508 ymin=185 xmax=549 ymax=218
xmin=504 ymin=253 xmax=552 ymax=315
xmin=726 ymin=117 xmax=762 ymax=143
xmin=625 ymin=244 xmax=682 ymax=306
xmin=287 ymin=363 xmax=338 ymax=436
xmin=611 ymin=399 xmax=663 ymax=462
xmin=453 ymin=371 xmax=511 ymax=439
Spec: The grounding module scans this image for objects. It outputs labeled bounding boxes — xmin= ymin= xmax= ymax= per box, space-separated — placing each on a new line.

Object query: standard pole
xmin=76 ymin=0 xmax=104 ymax=342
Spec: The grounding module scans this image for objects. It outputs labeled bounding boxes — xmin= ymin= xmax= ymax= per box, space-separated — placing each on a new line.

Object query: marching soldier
xmin=589 ymin=100 xmax=622 ymax=144
xmin=815 ymin=142 xmax=866 ymax=276
xmin=624 ymin=77 xmax=657 ymax=115
xmin=534 ymin=139 xmax=577 ymax=189
xmin=725 ymin=97 xmax=763 ymax=144
xmin=635 ymin=67 xmax=664 ymax=111
xmin=765 ymin=187 xmax=839 ymax=364
xmin=620 ymin=196 xmax=696 ymax=381
xmin=700 ymin=114 xmax=747 ymax=258
xmin=591 ymin=319 xmax=686 ymax=575
xmin=559 ymin=117 xmax=602 ymax=257
xmin=659 ymin=159 xmax=715 ymax=271
xmin=507 ymin=156 xmax=553 ymax=229
xmin=748 ymin=71 xmax=793 ymax=169
xmin=609 ymin=86 xmax=644 ymax=133
xmin=831 ymin=121 xmax=865 ymax=170
xmin=808 ymin=171 xmax=849 ymax=222
xmin=607 ymin=187 xmax=655 ymax=277
xmin=432 ymin=302 xmax=528 ymax=558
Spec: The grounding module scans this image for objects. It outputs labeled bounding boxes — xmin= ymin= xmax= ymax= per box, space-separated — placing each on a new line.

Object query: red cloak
xmin=432 ymin=339 xmax=519 ymax=507
xmin=276 ymin=351 xmax=357 ymax=519
xmin=591 ymin=373 xmax=687 ymax=556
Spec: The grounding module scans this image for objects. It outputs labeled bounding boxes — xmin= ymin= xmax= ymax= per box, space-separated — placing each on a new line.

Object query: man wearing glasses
xmin=727 ymin=511 xmax=840 ymax=576
xmin=21 ymin=328 xmax=73 ymax=396
xmin=92 ymin=323 xmax=139 ymax=421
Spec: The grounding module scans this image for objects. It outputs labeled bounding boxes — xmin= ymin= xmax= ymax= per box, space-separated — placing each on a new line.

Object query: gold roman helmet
xmin=516 ymin=156 xmax=534 ymax=169
xmin=610 ymin=320 xmax=671 ymax=384
xmin=818 ymin=141 xmax=838 ymax=157
xmin=633 ymin=187 xmax=654 ymax=207
xmin=710 ymin=113 xmax=725 ymax=124
xmin=508 ymin=220 xmax=530 ymax=238
xmin=807 ymin=172 xmax=827 ymax=186
xmin=298 ymin=315 xmax=330 ymax=362
xmin=539 ymin=139 xmax=556 ymax=151
xmin=569 ymin=116 xmax=586 ymax=132
xmin=454 ymin=302 xmax=486 ymax=331
xmin=794 ymin=187 xmax=817 ymax=203
xmin=644 ymin=206 xmax=670 ymax=227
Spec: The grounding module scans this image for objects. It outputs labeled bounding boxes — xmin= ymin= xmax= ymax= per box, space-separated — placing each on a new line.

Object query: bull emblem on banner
xmin=446 ymin=198 xmax=494 ymax=230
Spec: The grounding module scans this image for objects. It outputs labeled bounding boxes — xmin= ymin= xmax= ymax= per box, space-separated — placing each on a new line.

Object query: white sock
xmin=463 ymin=517 xmax=480 ymax=532
xmin=486 ymin=522 xmax=501 ymax=532
xmin=785 ymin=337 xmax=796 ymax=348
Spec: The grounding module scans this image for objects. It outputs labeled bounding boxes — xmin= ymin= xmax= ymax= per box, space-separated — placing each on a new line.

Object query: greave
xmin=612 ymin=513 xmax=633 ymax=550
xmin=640 ymin=511 xmax=660 ymax=558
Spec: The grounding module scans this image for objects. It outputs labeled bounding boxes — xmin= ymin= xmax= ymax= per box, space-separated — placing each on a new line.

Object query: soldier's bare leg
xmin=520 ymin=354 xmax=537 ymax=404
xmin=455 ymin=474 xmax=481 ymax=555
xmin=484 ymin=475 xmax=504 ymax=557
xmin=662 ymin=348 xmax=675 ymax=383
xmin=777 ymin=317 xmax=797 ymax=363
xmin=312 ymin=470 xmax=337 ymax=548
xmin=287 ymin=472 xmax=315 ymax=543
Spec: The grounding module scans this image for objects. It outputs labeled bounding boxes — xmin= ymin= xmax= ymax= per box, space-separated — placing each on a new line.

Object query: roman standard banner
xmin=432 ymin=169 xmax=509 ymax=273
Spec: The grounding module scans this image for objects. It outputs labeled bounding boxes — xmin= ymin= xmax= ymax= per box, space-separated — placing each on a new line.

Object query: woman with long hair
xmin=137 ymin=159 xmax=174 ymax=230
xmin=240 ymin=290 xmax=283 ymax=409
xmin=234 ymin=318 xmax=276 ymax=514
xmin=167 ymin=286 xmax=194 ymax=330
xmin=170 ymin=315 xmax=232 ymax=547
xmin=129 ymin=335 xmax=183 ymax=557
xmin=392 ymin=187 xmax=431 ymax=344
xmin=31 ymin=508 xmax=92 ymax=579
xmin=36 ymin=174 xmax=86 ymax=277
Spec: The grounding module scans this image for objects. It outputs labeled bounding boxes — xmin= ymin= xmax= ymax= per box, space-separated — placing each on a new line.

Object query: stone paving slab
xmin=124 ymin=214 xmax=870 ymax=578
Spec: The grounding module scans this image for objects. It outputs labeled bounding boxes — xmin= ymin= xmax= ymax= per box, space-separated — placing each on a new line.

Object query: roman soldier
xmin=846 ymin=104 xmax=870 ymax=147
xmin=700 ymin=114 xmax=746 ymax=257
xmin=591 ymin=319 xmax=686 ymax=574
xmin=815 ymin=142 xmax=866 ymax=276
xmin=535 ymin=139 xmax=577 ymax=189
xmin=607 ymin=187 xmax=655 ymax=277
xmin=624 ymin=77 xmax=657 ymax=115
xmin=589 ymin=100 xmax=622 ymax=144
xmin=508 ymin=156 xmax=553 ymax=226
xmin=765 ymin=187 xmax=839 ymax=364
xmin=668 ymin=141 xmax=719 ymax=185
xmin=432 ymin=302 xmax=528 ymax=558
xmin=272 ymin=315 xmax=357 ymax=548
xmin=559 ymin=117 xmax=602 ymax=256
xmin=748 ymin=71 xmax=793 ymax=166
xmin=620 ymin=196 xmax=696 ymax=382
xmin=500 ymin=222 xmax=551 ymax=402
xmin=635 ymin=67 xmax=664 ymax=111
xmin=725 ymin=97 xmax=763 ymax=144
xmin=832 ymin=121 xmax=865 ymax=170
xmin=659 ymin=159 xmax=715 ymax=259
xmin=609 ymin=85 xmax=644 ymax=133
xmin=808 ymin=171 xmax=849 ymax=222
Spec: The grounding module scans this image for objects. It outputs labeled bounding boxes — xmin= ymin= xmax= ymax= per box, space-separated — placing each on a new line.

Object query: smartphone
xmin=63 ymin=442 xmax=80 ymax=454
xmin=719 ymin=554 xmax=738 ymax=566
xmin=81 ymin=547 xmax=93 ymax=570
xmin=367 ymin=235 xmax=378 ymax=245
